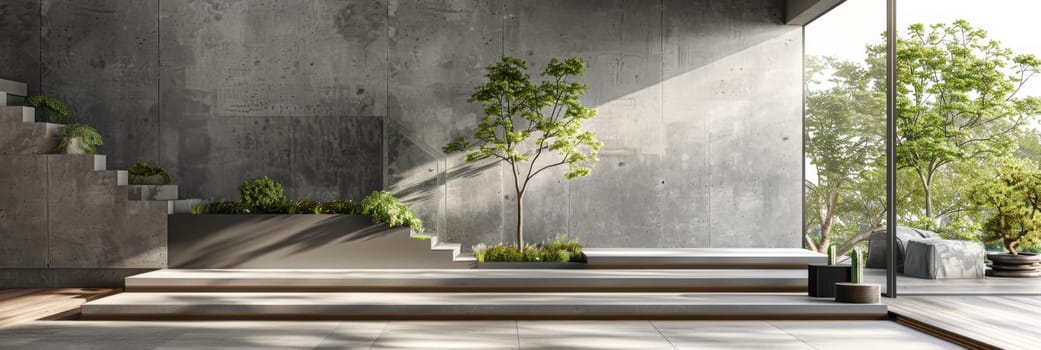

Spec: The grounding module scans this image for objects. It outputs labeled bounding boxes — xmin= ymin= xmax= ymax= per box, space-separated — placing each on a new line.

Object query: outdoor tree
xmin=804 ymin=56 xmax=886 ymax=254
xmin=443 ymin=56 xmax=602 ymax=247
xmin=966 ymin=158 xmax=1041 ymax=255
xmin=866 ymin=20 xmax=1041 ymax=229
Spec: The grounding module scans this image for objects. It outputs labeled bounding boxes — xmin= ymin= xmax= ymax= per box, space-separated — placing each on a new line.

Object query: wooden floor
xmin=865 ymin=269 xmax=1041 ymax=295
xmin=0 ymin=289 xmax=120 ymax=328
xmin=886 ymin=295 xmax=1041 ymax=349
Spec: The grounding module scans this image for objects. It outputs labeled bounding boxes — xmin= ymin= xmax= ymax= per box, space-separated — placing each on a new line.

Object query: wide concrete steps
xmin=80 ymin=292 xmax=886 ymax=320
xmin=124 ymin=268 xmax=809 ymax=292
xmin=583 ymin=248 xmax=826 ymax=269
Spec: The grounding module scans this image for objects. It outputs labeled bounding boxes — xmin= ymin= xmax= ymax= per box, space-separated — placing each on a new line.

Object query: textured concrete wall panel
xmin=0 ymin=156 xmax=48 ymax=267
xmin=662 ymin=0 xmax=802 ymax=248
xmin=0 ymin=0 xmax=41 ymax=94
xmin=160 ymin=0 xmax=386 ymax=202
xmin=505 ymin=0 xmax=664 ymax=247
xmin=388 ymin=0 xmax=504 ymax=244
xmin=41 ymin=0 xmax=160 ymax=169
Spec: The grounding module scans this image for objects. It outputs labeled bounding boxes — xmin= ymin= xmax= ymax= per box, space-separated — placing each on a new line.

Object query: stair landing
xmin=584 ymin=248 xmax=826 ymax=269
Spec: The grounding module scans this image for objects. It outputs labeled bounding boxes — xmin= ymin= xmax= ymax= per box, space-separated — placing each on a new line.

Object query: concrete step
xmin=123 ymin=268 xmax=810 ymax=293
xmin=0 ymin=78 xmax=27 ymax=97
xmin=431 ymin=242 xmax=461 ymax=257
xmin=1 ymin=106 xmax=35 ymax=123
xmin=1 ymin=92 xmax=26 ymax=106
xmin=80 ymin=292 xmax=887 ymax=320
xmin=126 ymin=185 xmax=178 ymax=200
xmin=583 ymin=248 xmax=827 ymax=269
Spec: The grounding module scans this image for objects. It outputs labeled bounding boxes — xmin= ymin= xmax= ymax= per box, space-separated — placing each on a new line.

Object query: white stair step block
xmin=0 ymin=79 xmax=27 ymax=97
xmin=127 ymin=185 xmax=179 ymax=201
xmin=43 ymin=123 xmax=61 ymax=137
xmin=115 ymin=170 xmax=128 ymax=186
xmin=1 ymin=106 xmax=34 ymax=123
xmin=93 ymin=155 xmax=106 ymax=171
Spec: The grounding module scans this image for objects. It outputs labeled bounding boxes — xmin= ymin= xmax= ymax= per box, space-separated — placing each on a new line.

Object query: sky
xmin=806 ymin=0 xmax=1041 ymax=96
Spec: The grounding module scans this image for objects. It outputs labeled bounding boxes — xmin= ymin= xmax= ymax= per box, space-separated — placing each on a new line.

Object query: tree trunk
xmin=1006 ymin=239 xmax=1019 ymax=256
xmin=516 ymin=191 xmax=525 ymax=247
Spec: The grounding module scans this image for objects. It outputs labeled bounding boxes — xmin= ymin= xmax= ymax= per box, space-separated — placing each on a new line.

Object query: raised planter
xmin=807 ymin=264 xmax=851 ymax=297
xmin=168 ymin=214 xmax=470 ymax=269
xmin=834 ymin=282 xmax=880 ymax=304
xmin=987 ymin=252 xmax=1041 ymax=277
xmin=476 ymin=262 xmax=585 ymax=269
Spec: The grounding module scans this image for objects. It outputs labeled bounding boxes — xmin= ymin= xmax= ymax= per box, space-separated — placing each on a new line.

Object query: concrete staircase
xmin=80 ymin=268 xmax=887 ymax=320
xmin=0 ymin=78 xmax=169 ymax=288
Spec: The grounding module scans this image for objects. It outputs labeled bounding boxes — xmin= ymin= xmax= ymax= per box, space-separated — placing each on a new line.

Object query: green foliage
xmin=287 ymin=199 xmax=322 ymax=214
xmin=58 ymin=123 xmax=103 ymax=154
xmin=868 ymin=20 xmax=1041 ymax=229
xmin=806 ymin=20 xmax=1041 ymax=253
xmin=443 ymin=56 xmax=602 ymax=247
xmin=205 ymin=201 xmax=248 ymax=214
xmin=359 ymin=190 xmax=424 ymax=232
xmin=473 ymin=235 xmax=585 ymax=263
xmin=238 ymin=177 xmax=287 ymax=213
xmin=541 ymin=234 xmax=586 ymax=262
xmin=190 ymin=203 xmax=205 ymax=215
xmin=26 ymin=95 xmax=70 ymax=123
xmin=318 ymin=200 xmax=360 ymax=215
xmin=966 ymin=158 xmax=1041 ymax=255
xmin=481 ymin=245 xmax=524 ymax=262
xmin=128 ymin=162 xmax=172 ymax=185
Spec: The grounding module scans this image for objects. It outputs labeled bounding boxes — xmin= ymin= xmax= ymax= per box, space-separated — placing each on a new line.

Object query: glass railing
xmin=383 ymin=118 xmax=448 ymax=245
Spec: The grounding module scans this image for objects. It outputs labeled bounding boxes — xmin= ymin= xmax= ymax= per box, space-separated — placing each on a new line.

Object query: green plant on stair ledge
xmin=128 ymin=162 xmax=172 ymax=185
xmin=198 ymin=177 xmax=423 ymax=232
xmin=58 ymin=123 xmax=103 ymax=154
xmin=473 ymin=234 xmax=585 ymax=263
xmin=26 ymin=95 xmax=70 ymax=122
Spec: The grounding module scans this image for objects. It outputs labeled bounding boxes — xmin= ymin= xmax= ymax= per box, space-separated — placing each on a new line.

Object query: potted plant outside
xmin=58 ymin=123 xmax=103 ymax=154
xmin=966 ymin=158 xmax=1041 ymax=277
xmin=835 ymin=247 xmax=880 ymax=303
xmin=473 ymin=235 xmax=587 ymax=269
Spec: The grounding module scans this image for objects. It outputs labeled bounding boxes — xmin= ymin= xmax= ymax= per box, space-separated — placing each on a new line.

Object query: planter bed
xmin=168 ymin=214 xmax=467 ymax=269
xmin=475 ymin=262 xmax=586 ymax=269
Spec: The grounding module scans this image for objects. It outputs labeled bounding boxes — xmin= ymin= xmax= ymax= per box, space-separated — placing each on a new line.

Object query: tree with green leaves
xmin=967 ymin=157 xmax=1041 ymax=255
xmin=804 ymin=56 xmax=886 ymax=254
xmin=867 ymin=20 xmax=1041 ymax=230
xmin=443 ymin=56 xmax=602 ymax=247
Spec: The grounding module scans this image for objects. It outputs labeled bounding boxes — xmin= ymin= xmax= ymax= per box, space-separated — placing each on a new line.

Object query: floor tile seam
xmin=767 ymin=320 xmax=821 ymax=350
xmin=367 ymin=321 xmax=390 ymax=350
xmin=648 ymin=320 xmax=679 ymax=350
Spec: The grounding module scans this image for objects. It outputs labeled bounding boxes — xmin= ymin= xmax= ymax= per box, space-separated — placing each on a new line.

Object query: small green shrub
xmin=542 ymin=234 xmax=586 ymax=262
xmin=239 ymin=176 xmax=286 ymax=213
xmin=521 ymin=246 xmax=543 ymax=262
xmin=26 ymin=95 xmax=71 ymax=122
xmin=474 ymin=235 xmax=586 ymax=263
xmin=128 ymin=162 xmax=172 ymax=185
xmin=318 ymin=200 xmax=360 ymax=215
xmin=288 ymin=199 xmax=322 ymax=214
xmin=206 ymin=201 xmax=248 ymax=214
xmin=482 ymin=245 xmax=523 ymax=262
xmin=359 ymin=190 xmax=423 ymax=232
xmin=58 ymin=123 xmax=103 ymax=154
xmin=189 ymin=203 xmax=205 ymax=215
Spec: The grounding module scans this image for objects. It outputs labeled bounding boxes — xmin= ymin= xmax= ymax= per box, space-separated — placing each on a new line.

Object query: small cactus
xmin=827 ymin=245 xmax=837 ymax=265
xmin=850 ymin=247 xmax=865 ymax=283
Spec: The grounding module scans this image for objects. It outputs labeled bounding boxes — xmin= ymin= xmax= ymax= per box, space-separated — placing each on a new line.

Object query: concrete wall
xmin=1 ymin=0 xmax=804 ymax=249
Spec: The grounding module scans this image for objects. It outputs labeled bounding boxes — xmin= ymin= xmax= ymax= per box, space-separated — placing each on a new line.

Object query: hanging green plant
xmin=58 ymin=123 xmax=103 ymax=154
xmin=128 ymin=162 xmax=173 ymax=185
xmin=26 ymin=95 xmax=71 ymax=123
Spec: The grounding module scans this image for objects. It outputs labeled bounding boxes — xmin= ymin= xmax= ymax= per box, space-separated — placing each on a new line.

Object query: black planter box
xmin=808 ymin=264 xmax=852 ymax=297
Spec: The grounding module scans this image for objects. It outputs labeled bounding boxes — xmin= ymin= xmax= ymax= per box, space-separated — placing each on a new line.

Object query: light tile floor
xmin=0 ymin=320 xmax=959 ymax=350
